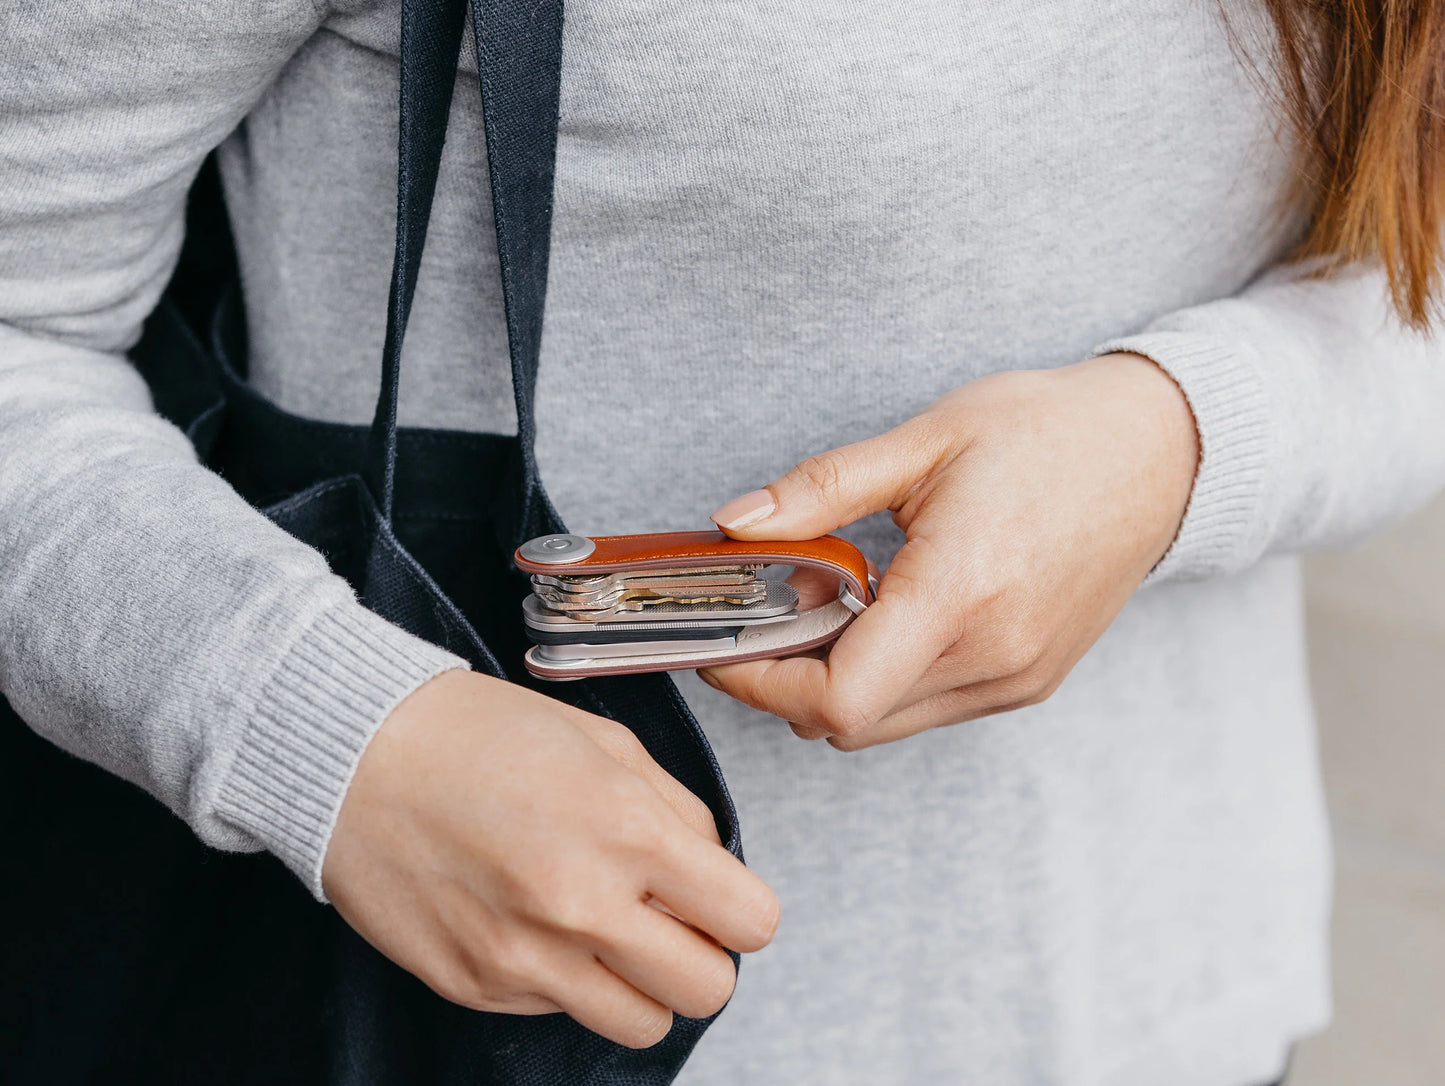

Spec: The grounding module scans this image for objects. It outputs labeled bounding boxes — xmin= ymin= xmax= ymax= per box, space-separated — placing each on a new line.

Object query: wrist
xmin=1067 ymin=351 xmax=1202 ymax=557
xmin=1088 ymin=330 xmax=1272 ymax=584
xmin=214 ymin=602 xmax=468 ymax=901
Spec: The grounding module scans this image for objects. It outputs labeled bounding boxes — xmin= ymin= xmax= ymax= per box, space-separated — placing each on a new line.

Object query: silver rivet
xmin=519 ymin=533 xmax=596 ymax=565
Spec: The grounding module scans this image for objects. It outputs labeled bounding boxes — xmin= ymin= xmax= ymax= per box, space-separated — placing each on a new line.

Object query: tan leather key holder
xmin=515 ymin=530 xmax=875 ymax=681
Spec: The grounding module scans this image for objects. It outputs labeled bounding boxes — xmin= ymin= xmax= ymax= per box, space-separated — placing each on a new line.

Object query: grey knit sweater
xmin=5 ymin=1 xmax=1445 ymax=1083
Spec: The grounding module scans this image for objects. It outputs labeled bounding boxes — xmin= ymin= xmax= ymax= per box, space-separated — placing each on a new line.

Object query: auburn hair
xmin=1253 ymin=2 xmax=1445 ymax=327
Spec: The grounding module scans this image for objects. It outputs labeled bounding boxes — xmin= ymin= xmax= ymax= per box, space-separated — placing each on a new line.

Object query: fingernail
xmin=710 ymin=489 xmax=776 ymax=531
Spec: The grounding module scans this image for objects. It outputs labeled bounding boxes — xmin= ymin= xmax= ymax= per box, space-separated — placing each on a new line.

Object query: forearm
xmin=1 ymin=0 xmax=466 ymax=897
xmin=0 ymin=324 xmax=464 ymax=893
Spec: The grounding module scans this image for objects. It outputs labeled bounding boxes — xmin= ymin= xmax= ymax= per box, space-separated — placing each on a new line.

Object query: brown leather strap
xmin=514 ymin=530 xmax=873 ymax=605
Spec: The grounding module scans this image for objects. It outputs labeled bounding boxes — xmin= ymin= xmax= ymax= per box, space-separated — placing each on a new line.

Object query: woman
xmin=3 ymin=1 xmax=1443 ymax=1083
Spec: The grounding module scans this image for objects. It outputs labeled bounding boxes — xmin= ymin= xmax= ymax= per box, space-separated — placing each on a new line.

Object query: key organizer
xmin=516 ymin=531 xmax=876 ymax=680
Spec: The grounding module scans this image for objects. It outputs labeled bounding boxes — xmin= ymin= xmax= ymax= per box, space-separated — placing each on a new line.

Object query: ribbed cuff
xmin=213 ymin=603 xmax=467 ymax=900
xmin=1094 ymin=331 xmax=1273 ymax=583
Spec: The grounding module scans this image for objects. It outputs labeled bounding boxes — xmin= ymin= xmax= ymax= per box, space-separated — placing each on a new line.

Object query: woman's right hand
xmin=321 ymin=669 xmax=778 ymax=1049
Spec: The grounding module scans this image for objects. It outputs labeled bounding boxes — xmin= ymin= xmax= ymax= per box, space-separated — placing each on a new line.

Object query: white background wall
xmin=1288 ymin=493 xmax=1445 ymax=1083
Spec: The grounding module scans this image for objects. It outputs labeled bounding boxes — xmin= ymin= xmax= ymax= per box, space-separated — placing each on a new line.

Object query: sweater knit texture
xmin=5 ymin=1 xmax=1445 ymax=1083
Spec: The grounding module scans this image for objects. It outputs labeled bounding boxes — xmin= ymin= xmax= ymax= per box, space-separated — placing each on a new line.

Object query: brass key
xmin=532 ymin=565 xmax=768 ymax=615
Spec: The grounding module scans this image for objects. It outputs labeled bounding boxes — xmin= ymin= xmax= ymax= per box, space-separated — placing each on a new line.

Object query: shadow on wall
xmin=1288 ymin=494 xmax=1445 ymax=1086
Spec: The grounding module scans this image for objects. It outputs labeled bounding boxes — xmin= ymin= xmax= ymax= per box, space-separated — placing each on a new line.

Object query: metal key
xmin=523 ymin=583 xmax=799 ymax=634
xmin=531 ymin=565 xmax=770 ymax=615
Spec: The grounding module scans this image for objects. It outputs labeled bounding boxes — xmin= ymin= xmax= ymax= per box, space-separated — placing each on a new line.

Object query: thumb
xmin=710 ymin=421 xmax=942 ymax=540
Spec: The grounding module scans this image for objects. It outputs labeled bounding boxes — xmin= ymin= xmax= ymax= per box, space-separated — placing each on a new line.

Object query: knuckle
xmin=608 ymin=784 xmax=670 ymax=853
xmin=791 ymin=450 xmax=851 ymax=505
xmin=594 ymin=764 xmax=659 ymax=819
xmin=457 ymin=918 xmax=544 ymax=989
xmin=595 ymin=799 xmax=675 ymax=869
xmin=949 ymin=552 xmax=1016 ymax=615
xmin=431 ymin=950 xmax=528 ymax=1012
xmin=680 ymin=794 xmax=720 ymax=841
xmin=512 ymin=861 xmax=568 ymax=916
xmin=478 ymin=928 xmax=541 ymax=989
xmin=987 ymin=663 xmax=1055 ymax=710
xmin=904 ymin=410 xmax=957 ymax=458
xmin=827 ymin=732 xmax=869 ymax=753
xmin=591 ymin=719 xmax=649 ymax=764
xmin=882 ymin=538 xmax=958 ymax=616
xmin=512 ymin=861 xmax=606 ymax=939
xmin=1018 ymin=669 xmax=1064 ymax=707
xmin=991 ymin=626 xmax=1047 ymax=677
xmin=430 ymin=967 xmax=484 ymax=1010
xmin=538 ymin=892 xmax=607 ymax=940
xmin=817 ymin=692 xmax=874 ymax=737
xmin=613 ymin=725 xmax=650 ymax=761
xmin=689 ymin=955 xmax=739 ymax=1017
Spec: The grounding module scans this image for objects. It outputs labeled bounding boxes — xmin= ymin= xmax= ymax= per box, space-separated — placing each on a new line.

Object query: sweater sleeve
xmin=1094 ymin=260 xmax=1445 ymax=584
xmin=0 ymin=3 xmax=466 ymax=899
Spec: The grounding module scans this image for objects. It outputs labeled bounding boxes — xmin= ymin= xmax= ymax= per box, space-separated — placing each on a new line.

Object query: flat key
xmin=536 ymin=587 xmax=767 ymax=613
xmin=531 ymin=564 xmax=769 ymax=613
xmin=532 ymin=568 xmax=762 ymax=594
xmin=523 ymin=584 xmax=799 ymax=630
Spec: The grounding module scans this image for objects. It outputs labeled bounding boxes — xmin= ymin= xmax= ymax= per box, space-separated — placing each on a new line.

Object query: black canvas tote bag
xmin=0 ymin=0 xmax=742 ymax=1081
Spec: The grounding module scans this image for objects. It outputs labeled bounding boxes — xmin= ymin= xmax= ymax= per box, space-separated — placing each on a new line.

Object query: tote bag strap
xmin=363 ymin=0 xmax=565 ymax=527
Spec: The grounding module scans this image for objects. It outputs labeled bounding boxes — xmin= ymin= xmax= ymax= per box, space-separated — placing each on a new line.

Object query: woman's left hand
xmin=697 ymin=353 xmax=1200 ymax=750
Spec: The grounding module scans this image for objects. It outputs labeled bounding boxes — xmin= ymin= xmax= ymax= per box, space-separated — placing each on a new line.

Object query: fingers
xmin=648 ymin=831 xmax=780 ymax=955
xmin=542 ymin=952 xmax=676 ymax=1049
xmin=820 ymin=543 xmax=961 ymax=724
xmin=529 ymin=901 xmax=740 ymax=1048
xmin=699 ymin=654 xmax=831 ymax=725
xmin=859 ymin=622 xmax=1051 ymax=716
xmin=705 ymin=626 xmax=1060 ymax=749
xmin=702 ymin=536 xmax=963 ymax=736
xmin=825 ymin=679 xmax=1048 ymax=752
xmin=831 ymin=620 xmax=1091 ymax=745
xmin=593 ymin=903 xmax=738 ymax=1021
xmin=710 ymin=418 xmax=955 ymax=540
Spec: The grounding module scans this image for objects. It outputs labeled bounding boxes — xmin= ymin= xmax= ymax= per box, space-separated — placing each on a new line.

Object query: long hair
xmin=1258 ymin=2 xmax=1445 ymax=326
